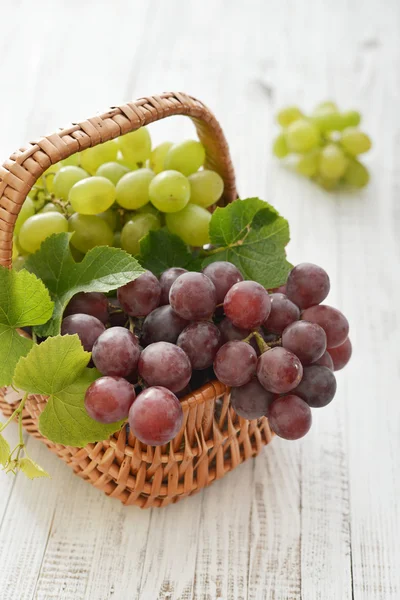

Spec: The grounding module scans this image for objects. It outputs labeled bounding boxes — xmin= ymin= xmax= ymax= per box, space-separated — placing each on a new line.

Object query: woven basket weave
xmin=0 ymin=92 xmax=273 ymax=508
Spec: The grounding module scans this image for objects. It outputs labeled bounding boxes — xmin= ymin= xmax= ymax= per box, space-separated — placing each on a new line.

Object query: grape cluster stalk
xmin=61 ymin=261 xmax=352 ymax=446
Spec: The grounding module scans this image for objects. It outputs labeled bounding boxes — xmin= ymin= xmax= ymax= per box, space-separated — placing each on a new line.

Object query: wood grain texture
xmin=1 ymin=0 xmax=400 ymax=598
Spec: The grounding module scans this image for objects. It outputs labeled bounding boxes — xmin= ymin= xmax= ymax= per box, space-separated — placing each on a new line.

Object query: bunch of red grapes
xmin=61 ymin=261 xmax=351 ymax=445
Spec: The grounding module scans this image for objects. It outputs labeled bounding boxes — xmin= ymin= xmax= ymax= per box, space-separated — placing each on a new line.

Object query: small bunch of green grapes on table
xmin=12 ymin=128 xmax=223 ymax=271
xmin=273 ymin=101 xmax=372 ymax=190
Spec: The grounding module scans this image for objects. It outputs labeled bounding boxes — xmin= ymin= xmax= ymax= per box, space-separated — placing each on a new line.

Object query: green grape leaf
xmin=0 ymin=267 xmax=54 ymax=386
xmin=19 ymin=457 xmax=50 ymax=479
xmin=202 ymin=198 xmax=292 ymax=288
xmin=25 ymin=233 xmax=145 ymax=337
xmin=13 ymin=335 xmax=125 ymax=447
xmin=0 ymin=433 xmax=11 ymax=467
xmin=139 ymin=229 xmax=196 ymax=275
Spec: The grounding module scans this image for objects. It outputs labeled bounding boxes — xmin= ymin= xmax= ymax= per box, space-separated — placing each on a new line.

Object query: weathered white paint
xmin=1 ymin=0 xmax=399 ymax=598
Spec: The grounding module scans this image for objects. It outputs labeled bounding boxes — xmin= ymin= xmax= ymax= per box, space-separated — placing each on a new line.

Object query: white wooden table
xmin=1 ymin=1 xmax=399 ymax=598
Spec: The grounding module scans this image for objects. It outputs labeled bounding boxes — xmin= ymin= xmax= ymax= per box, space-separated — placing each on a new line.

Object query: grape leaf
xmin=0 ymin=267 xmax=54 ymax=386
xmin=202 ymin=198 xmax=292 ymax=288
xmin=19 ymin=457 xmax=50 ymax=479
xmin=139 ymin=229 xmax=195 ymax=276
xmin=14 ymin=335 xmax=125 ymax=447
xmin=0 ymin=434 xmax=10 ymax=466
xmin=25 ymin=233 xmax=145 ymax=337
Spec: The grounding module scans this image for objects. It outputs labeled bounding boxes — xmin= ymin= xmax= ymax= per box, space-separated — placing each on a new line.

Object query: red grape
xmin=286 ymin=263 xmax=330 ymax=309
xmin=64 ymin=292 xmax=109 ymax=324
xmin=301 ymin=304 xmax=349 ymax=348
xmin=213 ymin=341 xmax=257 ymax=387
xmin=85 ymin=376 xmax=136 ymax=423
xmin=230 ymin=378 xmax=274 ymax=419
xmin=314 ymin=351 xmax=334 ymax=370
xmin=257 ymin=347 xmax=303 ymax=393
xmin=159 ymin=267 xmax=188 ymax=305
xmin=293 ymin=365 xmax=337 ymax=407
xmin=177 ymin=322 xmax=222 ymax=370
xmin=270 ymin=284 xmax=287 ymax=294
xmin=268 ymin=395 xmax=312 ymax=440
xmin=117 ymin=270 xmax=161 ymax=317
xmin=128 ymin=386 xmax=183 ymax=446
xmin=138 ymin=341 xmax=192 ymax=392
xmin=61 ymin=314 xmax=105 ymax=351
xmin=169 ymin=272 xmax=217 ymax=320
xmin=328 ymin=337 xmax=352 ymax=371
xmin=202 ymin=261 xmax=243 ymax=303
xmin=224 ymin=281 xmax=271 ymax=330
xmin=141 ymin=305 xmax=188 ymax=346
xmin=263 ymin=293 xmax=300 ymax=334
xmin=282 ymin=320 xmax=327 ymax=365
xmin=218 ymin=317 xmax=251 ymax=343
xmin=92 ymin=327 xmax=141 ymax=377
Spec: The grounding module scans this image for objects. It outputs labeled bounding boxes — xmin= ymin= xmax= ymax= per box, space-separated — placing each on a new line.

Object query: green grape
xmin=14 ymin=197 xmax=35 ymax=236
xmin=286 ymin=119 xmax=320 ymax=152
xmin=116 ymin=150 xmax=137 ymax=170
xmin=343 ymin=159 xmax=370 ymax=188
xmin=340 ymin=128 xmax=372 ymax=155
xmin=273 ymin=133 xmax=289 ymax=158
xmin=188 ymin=170 xmax=224 ymax=208
xmin=315 ymin=176 xmax=339 ymax=191
xmin=149 ymin=170 xmax=190 ymax=213
xmin=12 ymin=239 xmax=18 ymax=261
xmin=310 ymin=108 xmax=343 ymax=132
xmin=13 ymin=256 xmax=26 ymax=271
xmin=62 ymin=153 xmax=81 ymax=167
xmin=116 ymin=168 xmax=155 ymax=210
xmin=38 ymin=164 xmax=60 ymax=193
xmin=340 ymin=110 xmax=361 ymax=128
xmin=28 ymin=188 xmax=46 ymax=211
xmin=19 ymin=213 xmax=68 ymax=254
xmin=14 ymin=237 xmax=29 ymax=256
xmin=113 ymin=231 xmax=122 ymax=248
xmin=69 ymin=244 xmax=85 ymax=262
xmin=68 ymin=213 xmax=114 ymax=253
xmin=80 ymin=140 xmax=118 ymax=175
xmin=149 ymin=141 xmax=173 ymax=173
xmin=121 ymin=213 xmax=161 ymax=255
xmin=53 ymin=166 xmax=88 ymax=201
xmin=69 ymin=176 xmax=116 ymax=215
xmin=319 ymin=144 xmax=348 ymax=179
xmin=117 ymin=127 xmax=152 ymax=167
xmin=96 ymin=161 xmax=130 ymax=185
xmin=166 ymin=204 xmax=211 ymax=247
xmin=164 ymin=140 xmax=205 ymax=176
xmin=97 ymin=209 xmax=117 ymax=231
xmin=313 ymin=101 xmax=338 ymax=113
xmin=39 ymin=202 xmax=63 ymax=214
xmin=136 ymin=203 xmax=161 ymax=218
xmin=276 ymin=106 xmax=303 ymax=127
xmin=296 ymin=149 xmax=320 ymax=177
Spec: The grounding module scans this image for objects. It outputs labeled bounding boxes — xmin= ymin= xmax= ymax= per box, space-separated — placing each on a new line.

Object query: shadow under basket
xmin=0 ymin=92 xmax=274 ymax=508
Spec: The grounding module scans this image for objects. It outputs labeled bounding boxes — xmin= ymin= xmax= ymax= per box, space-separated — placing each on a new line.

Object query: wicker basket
xmin=0 ymin=92 xmax=273 ymax=508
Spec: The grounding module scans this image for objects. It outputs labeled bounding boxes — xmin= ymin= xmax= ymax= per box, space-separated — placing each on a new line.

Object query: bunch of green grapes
xmin=272 ymin=101 xmax=372 ymax=190
xmin=12 ymin=128 xmax=225 ymax=270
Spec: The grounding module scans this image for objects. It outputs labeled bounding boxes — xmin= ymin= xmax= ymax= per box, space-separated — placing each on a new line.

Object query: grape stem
xmin=1 ymin=393 xmax=29 ymax=471
xmin=253 ymin=331 xmax=270 ymax=354
xmin=0 ymin=392 xmax=28 ymax=434
xmin=128 ymin=317 xmax=135 ymax=334
xmin=242 ymin=331 xmax=282 ymax=353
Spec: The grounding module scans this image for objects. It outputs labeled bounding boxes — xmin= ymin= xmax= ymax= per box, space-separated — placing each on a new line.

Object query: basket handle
xmin=0 ymin=92 xmax=237 ymax=268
